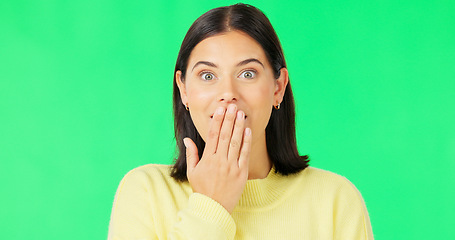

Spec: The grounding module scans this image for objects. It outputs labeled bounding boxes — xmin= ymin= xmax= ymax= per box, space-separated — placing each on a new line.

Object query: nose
xmin=217 ymin=76 xmax=238 ymax=103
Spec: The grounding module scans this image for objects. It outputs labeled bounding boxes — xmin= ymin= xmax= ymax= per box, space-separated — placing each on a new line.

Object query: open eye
xmin=200 ymin=72 xmax=216 ymax=81
xmin=240 ymin=70 xmax=256 ymax=79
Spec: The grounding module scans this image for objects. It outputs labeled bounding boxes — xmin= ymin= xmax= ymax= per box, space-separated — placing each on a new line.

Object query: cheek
xmin=247 ymin=84 xmax=275 ymax=107
xmin=186 ymin=87 xmax=216 ymax=141
xmin=187 ymin=89 xmax=212 ymax=107
xmin=186 ymin=81 xmax=217 ymax=108
xmin=243 ymin=84 xmax=275 ymax=126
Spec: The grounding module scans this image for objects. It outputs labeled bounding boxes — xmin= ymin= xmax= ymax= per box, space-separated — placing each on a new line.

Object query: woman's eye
xmin=241 ymin=70 xmax=256 ymax=79
xmin=201 ymin=72 xmax=215 ymax=81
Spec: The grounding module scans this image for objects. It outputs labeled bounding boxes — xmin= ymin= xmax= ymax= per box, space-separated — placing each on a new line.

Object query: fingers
xmin=203 ymin=104 xmax=248 ymax=167
xmin=216 ymin=104 xmax=237 ymax=155
xmin=183 ymin=138 xmax=199 ymax=174
xmin=227 ymin=110 xmax=245 ymax=162
xmin=238 ymin=128 xmax=252 ymax=169
xmin=204 ymin=107 xmax=225 ymax=155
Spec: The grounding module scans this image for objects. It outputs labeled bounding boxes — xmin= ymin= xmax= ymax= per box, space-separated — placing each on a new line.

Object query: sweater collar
xmin=236 ymin=166 xmax=301 ymax=210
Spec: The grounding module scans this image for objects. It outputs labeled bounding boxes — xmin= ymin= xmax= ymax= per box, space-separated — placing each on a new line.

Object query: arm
xmin=170 ymin=193 xmax=236 ymax=239
xmin=333 ymin=178 xmax=374 ymax=240
xmin=107 ymin=168 xmax=158 ymax=240
xmin=107 ymin=169 xmax=236 ymax=240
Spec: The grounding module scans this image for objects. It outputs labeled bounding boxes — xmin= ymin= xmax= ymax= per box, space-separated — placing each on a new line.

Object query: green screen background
xmin=1 ymin=0 xmax=454 ymax=239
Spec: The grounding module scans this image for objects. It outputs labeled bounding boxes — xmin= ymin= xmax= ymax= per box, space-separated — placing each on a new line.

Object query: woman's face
xmin=176 ymin=30 xmax=288 ymax=144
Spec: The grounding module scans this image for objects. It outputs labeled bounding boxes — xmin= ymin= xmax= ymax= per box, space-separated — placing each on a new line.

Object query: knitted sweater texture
xmin=108 ymin=164 xmax=374 ymax=240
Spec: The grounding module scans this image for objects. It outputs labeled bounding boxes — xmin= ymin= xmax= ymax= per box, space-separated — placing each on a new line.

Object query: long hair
xmin=171 ymin=3 xmax=309 ymax=181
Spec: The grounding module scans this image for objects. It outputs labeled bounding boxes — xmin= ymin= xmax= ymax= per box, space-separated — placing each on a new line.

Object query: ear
xmin=274 ymin=68 xmax=289 ymax=105
xmin=175 ymin=70 xmax=188 ymax=106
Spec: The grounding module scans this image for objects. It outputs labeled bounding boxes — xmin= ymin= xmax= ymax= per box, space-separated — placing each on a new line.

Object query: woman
xmin=108 ymin=3 xmax=373 ymax=240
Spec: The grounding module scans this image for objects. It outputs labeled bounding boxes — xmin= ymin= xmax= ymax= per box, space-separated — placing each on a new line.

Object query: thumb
xmin=183 ymin=138 xmax=199 ymax=173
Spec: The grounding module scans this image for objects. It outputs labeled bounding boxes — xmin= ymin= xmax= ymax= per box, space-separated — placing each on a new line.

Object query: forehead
xmin=188 ymin=31 xmax=269 ymax=68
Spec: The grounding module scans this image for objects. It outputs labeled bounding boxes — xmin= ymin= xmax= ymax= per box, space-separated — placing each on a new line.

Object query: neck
xmin=247 ymin=132 xmax=272 ymax=179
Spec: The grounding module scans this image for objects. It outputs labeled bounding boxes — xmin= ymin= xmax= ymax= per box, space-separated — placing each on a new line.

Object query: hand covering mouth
xmin=210 ymin=114 xmax=247 ymax=119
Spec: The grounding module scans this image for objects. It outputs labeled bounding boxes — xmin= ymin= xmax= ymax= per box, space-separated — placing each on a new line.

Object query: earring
xmin=185 ymin=104 xmax=189 ymax=111
xmin=274 ymin=103 xmax=280 ymax=110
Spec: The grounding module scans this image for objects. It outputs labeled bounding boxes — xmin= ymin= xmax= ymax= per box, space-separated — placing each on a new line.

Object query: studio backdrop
xmin=1 ymin=0 xmax=454 ymax=239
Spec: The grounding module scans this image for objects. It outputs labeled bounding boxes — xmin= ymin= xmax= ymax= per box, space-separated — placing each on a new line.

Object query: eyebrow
xmin=191 ymin=58 xmax=265 ymax=72
xmin=236 ymin=58 xmax=264 ymax=68
xmin=191 ymin=61 xmax=218 ymax=72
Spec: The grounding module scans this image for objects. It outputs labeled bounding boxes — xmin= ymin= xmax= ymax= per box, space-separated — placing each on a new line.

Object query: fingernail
xmin=228 ymin=104 xmax=236 ymax=113
xmin=183 ymin=138 xmax=188 ymax=148
xmin=216 ymin=107 xmax=224 ymax=115
xmin=237 ymin=111 xmax=244 ymax=119
xmin=245 ymin=128 xmax=251 ymax=136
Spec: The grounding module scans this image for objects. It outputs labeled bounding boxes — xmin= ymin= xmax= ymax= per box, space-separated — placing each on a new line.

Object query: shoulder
xmin=300 ymin=166 xmax=359 ymax=188
xmin=297 ymin=166 xmax=366 ymax=203
xmin=115 ymin=164 xmax=187 ymax=195
xmin=297 ymin=167 xmax=374 ymax=239
xmin=122 ymin=163 xmax=173 ymax=179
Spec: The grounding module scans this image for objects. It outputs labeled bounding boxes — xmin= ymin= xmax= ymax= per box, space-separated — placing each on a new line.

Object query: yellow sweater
xmin=108 ymin=164 xmax=373 ymax=240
